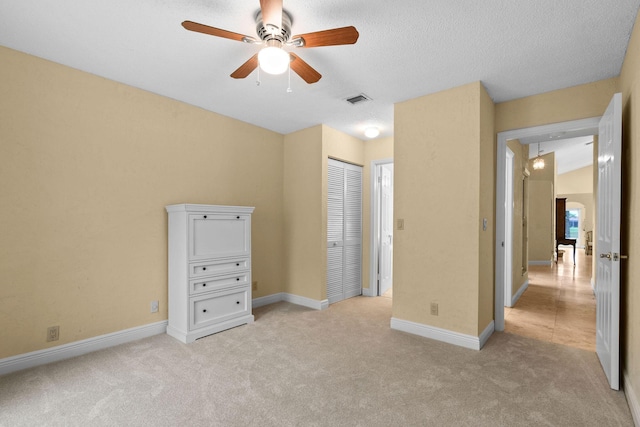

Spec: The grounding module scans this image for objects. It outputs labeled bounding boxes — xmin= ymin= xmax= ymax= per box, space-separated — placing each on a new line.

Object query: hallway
xmin=504 ymin=247 xmax=595 ymax=352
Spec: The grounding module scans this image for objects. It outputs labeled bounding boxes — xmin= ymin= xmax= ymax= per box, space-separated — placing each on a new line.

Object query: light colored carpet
xmin=0 ymin=296 xmax=633 ymax=426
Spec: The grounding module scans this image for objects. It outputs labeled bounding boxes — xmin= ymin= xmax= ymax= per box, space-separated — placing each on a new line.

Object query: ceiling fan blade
xmin=289 ymin=53 xmax=322 ymax=84
xmin=230 ymin=54 xmax=259 ymax=79
xmin=292 ymin=26 xmax=359 ymax=48
xmin=182 ymin=21 xmax=254 ymax=43
xmin=260 ymin=0 xmax=283 ymax=32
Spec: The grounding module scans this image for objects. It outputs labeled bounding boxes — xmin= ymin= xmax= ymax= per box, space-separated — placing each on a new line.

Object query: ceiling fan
xmin=182 ymin=0 xmax=359 ymax=84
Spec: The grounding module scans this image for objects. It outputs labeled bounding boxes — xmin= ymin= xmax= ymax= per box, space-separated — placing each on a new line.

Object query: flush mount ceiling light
xmin=364 ymin=127 xmax=380 ymax=138
xmin=533 ymin=142 xmax=545 ymax=170
xmin=258 ymin=40 xmax=290 ymax=75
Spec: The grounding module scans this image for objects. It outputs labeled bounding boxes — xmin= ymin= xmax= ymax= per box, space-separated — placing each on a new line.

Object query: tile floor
xmin=504 ymin=246 xmax=596 ymax=352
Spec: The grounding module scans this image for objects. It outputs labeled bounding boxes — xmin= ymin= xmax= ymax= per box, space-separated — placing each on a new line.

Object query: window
xmin=565 ymin=208 xmax=580 ymax=239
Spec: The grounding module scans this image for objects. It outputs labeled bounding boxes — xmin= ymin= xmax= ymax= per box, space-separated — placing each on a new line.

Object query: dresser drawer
xmin=190 ymin=287 xmax=250 ymax=331
xmin=189 ymin=258 xmax=249 ymax=278
xmin=189 ymin=272 xmax=249 ymax=296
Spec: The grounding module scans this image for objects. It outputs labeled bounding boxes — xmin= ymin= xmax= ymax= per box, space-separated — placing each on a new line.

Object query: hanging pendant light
xmin=533 ymin=142 xmax=545 ymax=170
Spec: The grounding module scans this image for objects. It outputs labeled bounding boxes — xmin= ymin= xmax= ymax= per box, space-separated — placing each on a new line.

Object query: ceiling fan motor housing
xmin=255 ymin=10 xmax=292 ymax=43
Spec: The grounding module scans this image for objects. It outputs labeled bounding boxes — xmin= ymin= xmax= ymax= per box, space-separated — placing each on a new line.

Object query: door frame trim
xmin=367 ymin=157 xmax=394 ymax=297
xmin=494 ymin=117 xmax=600 ymax=331
xmin=505 ymin=147 xmax=514 ymax=306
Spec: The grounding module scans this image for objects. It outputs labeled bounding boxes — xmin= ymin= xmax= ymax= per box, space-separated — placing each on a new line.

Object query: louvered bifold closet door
xmin=327 ymin=161 xmax=344 ymax=304
xmin=327 ymin=159 xmax=362 ymax=304
xmin=343 ymin=166 xmax=362 ymax=299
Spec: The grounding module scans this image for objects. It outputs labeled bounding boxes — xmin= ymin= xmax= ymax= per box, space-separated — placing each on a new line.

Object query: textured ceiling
xmin=1 ymin=0 xmax=639 ymax=141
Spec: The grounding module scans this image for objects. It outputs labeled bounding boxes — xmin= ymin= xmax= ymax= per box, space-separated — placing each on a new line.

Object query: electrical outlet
xmin=252 ymin=281 xmax=258 ymax=291
xmin=430 ymin=303 xmax=439 ymax=316
xmin=47 ymin=326 xmax=59 ymax=342
xmin=151 ymin=300 xmax=159 ymax=313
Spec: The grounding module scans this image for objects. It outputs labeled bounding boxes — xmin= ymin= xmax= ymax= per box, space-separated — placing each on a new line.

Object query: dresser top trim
xmin=165 ymin=204 xmax=255 ymax=214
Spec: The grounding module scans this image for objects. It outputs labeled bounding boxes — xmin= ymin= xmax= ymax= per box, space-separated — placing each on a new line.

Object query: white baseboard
xmin=252 ymin=293 xmax=328 ymax=310
xmin=362 ymin=287 xmax=374 ymax=297
xmin=529 ymin=260 xmax=552 ymax=266
xmin=252 ymin=292 xmax=285 ymax=308
xmin=390 ymin=317 xmax=488 ymax=351
xmin=624 ymin=370 xmax=640 ymax=427
xmin=512 ymin=280 xmax=529 ymax=306
xmin=283 ymin=293 xmax=328 ymax=310
xmin=479 ymin=321 xmax=495 ymax=349
xmin=0 ymin=320 xmax=168 ymax=376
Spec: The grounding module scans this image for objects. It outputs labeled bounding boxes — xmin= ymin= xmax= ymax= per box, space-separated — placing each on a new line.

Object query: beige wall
xmin=394 ymin=81 xmax=493 ymax=337
xmin=362 ymin=137 xmax=394 ymax=291
xmin=283 ymin=126 xmax=324 ymax=301
xmin=528 ymin=181 xmax=554 ymax=262
xmin=478 ymin=86 xmax=495 ymax=333
xmin=0 ymin=46 xmax=285 ymax=358
xmin=557 ymin=165 xmax=593 ymax=194
xmin=618 ymin=8 xmax=640 ymax=411
xmin=527 ymin=153 xmax=555 ymax=263
xmin=506 ymin=140 xmax=529 ymax=296
xmin=496 ymin=78 xmax=618 ymax=133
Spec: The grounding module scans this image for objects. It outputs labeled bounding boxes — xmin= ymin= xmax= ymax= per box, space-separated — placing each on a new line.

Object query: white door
xmin=379 ymin=164 xmax=394 ymax=295
xmin=327 ymin=159 xmax=362 ymax=304
xmin=596 ymin=92 xmax=622 ymax=390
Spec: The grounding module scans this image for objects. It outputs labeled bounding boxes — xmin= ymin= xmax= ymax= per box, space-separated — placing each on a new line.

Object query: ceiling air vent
xmin=345 ymin=93 xmax=371 ymax=105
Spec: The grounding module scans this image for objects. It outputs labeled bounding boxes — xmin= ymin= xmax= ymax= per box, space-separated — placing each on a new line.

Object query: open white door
xmin=596 ymin=92 xmax=622 ymax=390
xmin=379 ymin=164 xmax=393 ymax=295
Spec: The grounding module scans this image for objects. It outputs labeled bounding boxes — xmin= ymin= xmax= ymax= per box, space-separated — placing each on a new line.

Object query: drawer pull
xmin=203 ymin=309 xmax=207 ymax=313
xmin=202 ymin=283 xmax=207 ymax=287
xmin=203 ymin=215 xmax=207 ymax=219
xmin=236 ymin=278 xmax=240 ymax=281
xmin=202 ymin=267 xmax=206 ymax=271
xmin=236 ymin=216 xmax=240 ymax=219
xmin=236 ymin=263 xmax=240 ymax=266
xmin=236 ymin=301 xmax=240 ymax=305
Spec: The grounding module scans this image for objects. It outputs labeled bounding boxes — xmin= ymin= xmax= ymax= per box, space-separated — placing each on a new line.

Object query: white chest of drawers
xmin=165 ymin=204 xmax=255 ymax=343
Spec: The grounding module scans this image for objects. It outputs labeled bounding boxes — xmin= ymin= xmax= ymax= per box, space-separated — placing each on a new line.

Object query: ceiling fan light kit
xmin=181 ymin=0 xmax=359 ymax=84
xmin=258 ymin=40 xmax=289 ymax=75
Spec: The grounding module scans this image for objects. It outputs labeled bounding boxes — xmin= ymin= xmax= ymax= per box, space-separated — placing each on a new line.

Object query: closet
xmin=327 ymin=159 xmax=362 ymax=304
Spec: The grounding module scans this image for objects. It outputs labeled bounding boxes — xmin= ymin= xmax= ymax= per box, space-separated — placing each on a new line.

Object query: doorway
xmin=369 ymin=159 xmax=394 ymax=297
xmin=495 ymin=117 xmax=600 ymax=331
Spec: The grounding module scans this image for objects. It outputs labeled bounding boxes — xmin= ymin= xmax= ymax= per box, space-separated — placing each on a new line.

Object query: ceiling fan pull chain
xmin=256 ymin=65 xmax=261 ymax=86
xmin=287 ymin=59 xmax=292 ymax=93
